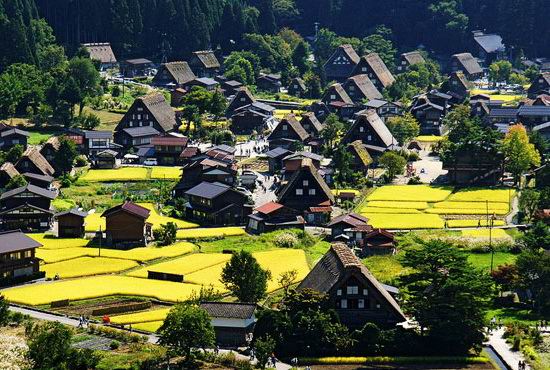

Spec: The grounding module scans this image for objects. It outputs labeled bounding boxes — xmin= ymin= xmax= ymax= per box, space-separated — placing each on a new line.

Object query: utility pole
xmin=98 ymin=225 xmax=102 ymax=257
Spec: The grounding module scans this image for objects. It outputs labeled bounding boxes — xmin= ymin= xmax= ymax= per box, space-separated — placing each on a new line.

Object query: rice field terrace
xmin=79 ymin=166 xmax=182 ymax=182
xmin=357 ymin=185 xmax=516 ymax=230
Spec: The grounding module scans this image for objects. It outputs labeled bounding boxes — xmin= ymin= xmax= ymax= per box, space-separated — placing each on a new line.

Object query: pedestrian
xmin=214 ymin=345 xmax=219 ymax=355
xmin=250 ymin=348 xmax=255 ymax=361
xmin=78 ymin=315 xmax=83 ymax=328
xmin=129 ymin=323 xmax=132 ymax=333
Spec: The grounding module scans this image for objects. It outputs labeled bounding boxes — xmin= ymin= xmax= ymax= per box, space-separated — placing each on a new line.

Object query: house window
xmin=282 ymin=125 xmax=288 ymax=130
xmin=363 ymin=289 xmax=368 ymax=296
xmin=137 ymin=107 xmax=143 ymax=112
xmin=358 ymin=299 xmax=365 ymax=308
xmin=303 ymin=180 xmax=309 ymax=186
xmin=337 ymin=289 xmax=342 ymax=296
xmin=240 ymin=97 xmax=246 ymax=102
xmin=308 ymin=189 xmax=316 ymax=195
xmin=376 ymin=303 xmax=381 ymax=309
xmin=362 ymin=67 xmax=367 ymax=72
xmin=367 ymin=135 xmax=372 ymax=141
xmin=347 ymin=286 xmax=359 ymax=295
xmin=137 ymin=114 xmax=141 ymax=119
xmin=296 ymin=189 xmax=303 ymax=195
xmin=349 ymin=86 xmax=355 ymax=91
xmin=248 ymin=219 xmax=258 ymax=230
xmin=359 ymin=126 xmax=364 ymax=132
xmin=341 ymin=299 xmax=348 ymax=309
xmin=330 ymin=94 xmax=336 ymax=100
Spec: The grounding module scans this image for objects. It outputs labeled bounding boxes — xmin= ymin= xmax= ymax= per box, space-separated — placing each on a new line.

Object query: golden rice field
xmin=447 ymin=219 xmax=506 ymax=228
xmin=0 ymin=276 xmax=203 ymax=306
xmin=331 ymin=189 xmax=361 ymax=196
xmin=41 ymin=257 xmax=138 ymax=279
xmin=461 ymin=229 xmax=511 ymax=239
xmin=150 ymin=166 xmax=182 ymax=180
xmin=110 ymin=308 xmax=171 ymax=325
xmin=80 ymin=167 xmax=149 ymax=182
xmin=176 ymin=227 xmax=246 ymax=239
xmin=29 ymin=234 xmax=90 ymax=249
xmin=36 ymin=242 xmax=196 ymax=264
xmin=357 ymin=186 xmax=515 ymax=229
xmin=127 ymin=253 xmax=231 ymax=278
xmin=184 ymin=263 xmax=227 ymax=289
xmin=84 ymin=213 xmax=105 ymax=232
xmin=132 ymin=321 xmax=163 ymax=333
xmin=416 ymin=135 xmax=445 ymax=142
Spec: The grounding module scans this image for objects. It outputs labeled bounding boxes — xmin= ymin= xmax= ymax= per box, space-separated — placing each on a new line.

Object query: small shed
xmin=199 ymin=302 xmax=256 ymax=347
xmin=56 ymin=208 xmax=88 ymax=238
xmin=94 ymin=150 xmax=118 ymax=169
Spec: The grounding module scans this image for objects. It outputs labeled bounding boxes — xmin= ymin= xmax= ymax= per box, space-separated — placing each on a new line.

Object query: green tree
xmin=153 ymin=222 xmax=177 ymax=246
xmin=0 ymin=295 xmax=9 ymax=326
xmin=314 ymin=28 xmax=339 ymax=64
xmin=76 ymin=112 xmax=101 ymax=130
xmin=254 ymin=335 xmax=276 ymax=369
xmin=519 ymin=189 xmax=541 ymax=222
xmin=303 ymin=71 xmax=322 ymax=98
xmin=68 ymin=57 xmax=101 ymax=115
xmin=221 ymin=250 xmax=271 ymax=302
xmin=501 ymin=124 xmax=541 ymax=185
xmin=0 ymin=63 xmax=49 ymax=118
xmin=209 ymin=90 xmax=228 ymax=122
xmin=292 ymin=40 xmax=310 ymax=74
xmin=320 ymin=113 xmax=344 ymax=149
xmin=181 ymin=104 xmax=201 ymax=134
xmin=521 ymin=221 xmax=550 ymax=251
xmin=386 ymin=113 xmax=420 ymax=145
xmin=5 ymin=174 xmax=27 ymax=190
xmin=5 ymin=144 xmax=24 ymax=164
xmin=182 ymin=86 xmax=214 ymax=113
xmin=54 ymin=137 xmax=78 ymax=175
xmin=379 ymin=151 xmax=407 ymax=181
xmin=362 ymin=33 xmax=396 ymax=70
xmin=158 ymin=303 xmax=215 ymax=362
xmin=400 ymin=240 xmax=492 ymax=354
xmin=516 ymin=250 xmax=550 ymax=314
xmin=488 ymin=60 xmax=513 ymax=86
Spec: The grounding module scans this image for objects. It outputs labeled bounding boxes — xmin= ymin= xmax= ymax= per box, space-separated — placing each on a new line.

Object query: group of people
xmin=518 ymin=360 xmax=527 ymax=369
xmin=77 ymin=315 xmax=90 ymax=328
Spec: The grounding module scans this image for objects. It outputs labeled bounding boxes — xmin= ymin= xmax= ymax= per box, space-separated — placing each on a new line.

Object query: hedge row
xmin=91 ymin=301 xmax=151 ymax=316
xmin=298 ymin=356 xmax=489 ymax=365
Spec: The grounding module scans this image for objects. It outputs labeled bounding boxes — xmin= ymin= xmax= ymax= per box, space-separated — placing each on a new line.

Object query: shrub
xmin=274 ymin=233 xmax=299 ymax=248
xmin=408 ymin=152 xmax=420 ymax=161
xmin=74 ymin=155 xmax=88 ymax=167
xmin=110 ymin=340 xmax=120 ymax=350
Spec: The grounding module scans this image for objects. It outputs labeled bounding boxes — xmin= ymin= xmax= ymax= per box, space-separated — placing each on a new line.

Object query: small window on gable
xmin=337 ymin=289 xmax=342 ymax=296
xmin=240 ymin=97 xmax=246 ymax=102
xmin=282 ymin=125 xmax=288 ymax=130
xmin=367 ymin=135 xmax=372 ymax=141
xmin=359 ymin=126 xmax=364 ymax=132
xmin=362 ymin=67 xmax=367 ymax=72
xmin=330 ymin=95 xmax=336 ymax=100
xmin=358 ymin=299 xmax=365 ymax=308
xmin=341 ymin=299 xmax=348 ymax=309
xmin=363 ymin=289 xmax=368 ymax=296
xmin=347 ymin=286 xmax=358 ymax=294
xmin=303 ymin=180 xmax=309 ymax=186
xmin=309 ymin=189 xmax=316 ymax=195
xmin=296 ymin=189 xmax=303 ymax=195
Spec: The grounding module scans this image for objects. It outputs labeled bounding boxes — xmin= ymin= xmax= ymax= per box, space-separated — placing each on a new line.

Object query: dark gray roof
xmin=125 ymin=58 xmax=153 ymax=65
xmin=489 ymin=108 xmax=518 ymax=117
xmin=518 ymin=105 xmax=550 ymax=116
xmin=185 ymin=181 xmax=231 ymax=199
xmin=265 ymin=147 xmax=292 ymax=158
xmin=84 ymin=130 xmax=112 ymax=139
xmin=55 ymin=208 xmax=88 ymax=218
xmin=212 ymin=144 xmax=236 ymax=154
xmin=283 ymin=151 xmax=324 ymax=162
xmin=22 ymin=172 xmax=54 ymax=183
xmin=195 ymin=77 xmax=219 ymax=86
xmin=122 ymin=126 xmax=160 ymax=137
xmin=97 ymin=149 xmax=118 ymax=157
xmin=345 ymin=74 xmax=383 ymax=101
xmin=136 ymin=145 xmax=155 ymax=157
xmin=473 ymin=33 xmax=505 ymax=53
xmin=200 ymin=302 xmax=255 ymax=319
xmin=298 ymin=243 xmax=405 ymax=321
xmin=0 ymin=128 xmax=30 ymax=138
xmin=365 ymin=99 xmax=389 ymax=108
xmin=0 ymin=183 xmax=57 ymax=200
xmin=0 ymin=230 xmax=42 ymax=254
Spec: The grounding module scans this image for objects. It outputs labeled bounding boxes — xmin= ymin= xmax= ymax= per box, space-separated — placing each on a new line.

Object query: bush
xmin=408 ymin=152 xmax=420 ymax=161
xmin=274 ymin=232 xmax=299 ymax=248
xmin=74 ymin=155 xmax=88 ymax=167
xmin=110 ymin=340 xmax=120 ymax=350
xmin=407 ymin=176 xmax=422 ymax=185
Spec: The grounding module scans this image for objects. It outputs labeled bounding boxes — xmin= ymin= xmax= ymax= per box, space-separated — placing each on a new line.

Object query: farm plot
xmin=447 ymin=219 xmax=506 ymax=228
xmin=138 ymin=203 xmax=198 ymax=230
xmin=80 ymin=167 xmax=149 ymax=182
xmin=0 ymin=276 xmax=204 ymax=306
xmin=150 ymin=167 xmax=182 ymax=180
xmin=110 ymin=308 xmax=171 ymax=325
xmin=366 ymin=201 xmax=429 ymax=209
xmin=132 ymin=321 xmax=163 ymax=333
xmin=365 ymin=213 xmax=445 ymax=230
xmin=29 ymin=234 xmax=90 ymax=249
xmin=367 ymin=185 xmax=453 ymax=202
xmin=176 ymin=227 xmax=246 ymax=239
xmin=359 ymin=208 xmax=422 ymax=214
xmin=41 ymin=257 xmax=138 ymax=279
xmin=84 ymin=213 xmax=105 ymax=232
xmin=447 ymin=188 xmax=515 ymax=203
xmin=127 ymin=253 xmax=231 ymax=278
xmin=461 ymin=229 xmax=511 ymax=239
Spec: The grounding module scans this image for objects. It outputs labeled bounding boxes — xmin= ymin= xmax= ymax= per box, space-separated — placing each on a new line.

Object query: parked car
xmin=143 ymin=159 xmax=158 ymax=166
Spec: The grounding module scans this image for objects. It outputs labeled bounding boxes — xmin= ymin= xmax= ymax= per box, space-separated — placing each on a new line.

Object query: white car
xmin=143 ymin=159 xmax=158 ymax=166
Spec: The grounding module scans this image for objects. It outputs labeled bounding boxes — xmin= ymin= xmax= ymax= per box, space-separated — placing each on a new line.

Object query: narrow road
xmin=486 ymin=327 xmax=530 ymax=370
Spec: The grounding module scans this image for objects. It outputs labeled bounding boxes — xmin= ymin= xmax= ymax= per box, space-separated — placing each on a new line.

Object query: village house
xmin=231 ymin=102 xmax=276 ymax=135
xmin=183 ymin=77 xmax=219 ymax=92
xmin=267 ymin=115 xmax=310 ymax=151
xmin=22 ymin=172 xmax=53 ymax=189
xmin=39 ymin=136 xmax=61 ymax=174
xmin=443 ymin=71 xmax=471 ymax=103
xmin=188 ymin=50 xmax=221 ymax=78
xmin=487 ymin=107 xmax=519 ymax=129
xmin=0 ymin=230 xmax=43 ymax=287
xmin=152 ymin=61 xmax=196 ymax=87
xmin=216 ymin=76 xmax=243 ymax=97
xmin=299 ymin=112 xmax=324 ymax=138
xmin=450 ymin=53 xmax=483 ymax=80
xmin=121 ymin=58 xmax=153 ymax=77
xmin=532 ymin=94 xmax=550 ymax=106
xmin=0 ymin=162 xmax=19 ymax=188
xmin=226 ymin=87 xmax=256 ymax=116
xmin=533 ymin=122 xmax=550 ymax=141
xmin=351 ymin=53 xmax=395 ymax=90
xmin=247 ymin=201 xmax=304 ymax=234
xmin=93 ymin=150 xmax=119 ymax=169
xmin=321 ymin=83 xmax=355 ymax=118
xmin=323 ymin=44 xmax=361 ymax=82
xmin=152 ymin=135 xmax=188 ymax=166
xmin=170 ymin=88 xmax=187 ymax=106
xmin=361 ymin=100 xmax=403 ymax=122
xmin=298 ymin=243 xmax=406 ymax=328
xmin=527 ymin=73 xmax=550 ymax=98
xmin=327 ymin=213 xmax=371 ymax=240
xmin=82 ymin=43 xmax=117 ymax=70
xmin=397 ymin=51 xmax=425 ymax=73
xmin=102 ymin=201 xmax=152 ymax=247
xmin=0 ymin=124 xmax=29 ymax=151
xmin=184 ymin=181 xmax=252 ymax=226
xmin=472 ymin=31 xmax=506 ymax=66
xmin=351 ymin=228 xmax=397 ymax=256
xmin=342 ymin=110 xmax=398 ymax=159
xmin=15 ymin=147 xmax=55 ymax=177
xmin=281 ymin=151 xmax=324 ymax=179
xmin=443 ymin=147 xmax=503 ymax=185
xmin=347 ymin=140 xmax=373 ymax=173
xmin=199 ymin=302 xmax=256 ymax=347
xmin=265 ymin=147 xmax=292 ymax=174
xmin=277 ymin=159 xmax=334 ymax=225
xmin=83 ymin=130 xmax=121 ymax=157
xmin=175 ymin=157 xmax=237 ymax=196
xmin=115 ymin=126 xmax=160 ymax=150
xmin=55 ymin=208 xmax=87 ymax=238
xmin=410 ymin=90 xmax=452 ymax=135
xmin=0 ymin=184 xmax=57 ymax=231
xmin=343 ymin=74 xmax=383 ymax=103
xmin=287 ymin=77 xmax=307 ymax=97
xmin=256 ymin=73 xmax=282 ymax=93
xmin=517 ymin=105 xmax=550 ymax=129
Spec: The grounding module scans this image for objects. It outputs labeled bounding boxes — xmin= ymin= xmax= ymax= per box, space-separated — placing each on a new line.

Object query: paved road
xmin=486 ymin=327 xmax=530 ymax=370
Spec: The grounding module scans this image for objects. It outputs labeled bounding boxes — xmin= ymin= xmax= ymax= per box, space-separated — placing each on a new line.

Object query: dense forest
xmin=1 ymin=0 xmax=549 ymax=70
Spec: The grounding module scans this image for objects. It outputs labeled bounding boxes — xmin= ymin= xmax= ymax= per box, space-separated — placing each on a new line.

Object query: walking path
xmin=487 ymin=327 xmax=530 ymax=370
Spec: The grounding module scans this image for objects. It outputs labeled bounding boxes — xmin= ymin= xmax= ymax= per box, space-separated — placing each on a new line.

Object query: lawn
xmin=367 ymin=185 xmax=453 ymax=202
xmin=149 ymin=166 xmax=182 ymax=180
xmin=51 ymin=198 xmax=77 ymax=211
xmin=41 ymin=257 xmax=138 ymax=279
xmin=466 ymin=251 xmax=517 ymax=272
xmin=110 ymin=308 xmax=171 ymax=325
xmin=127 ymin=253 xmax=231 ymax=278
xmin=362 ymin=255 xmax=411 ymax=285
xmin=461 ymin=229 xmax=511 ymax=239
xmin=362 ymin=213 xmax=445 ymax=229
xmin=138 ymin=203 xmax=198 ymax=230
xmin=366 ymin=201 xmax=429 ymax=209
xmin=29 ymin=234 xmax=90 ymax=249
xmin=79 ymin=167 xmax=150 ymax=182
xmin=1 ymin=276 xmax=204 ymax=306
xmin=36 ymin=242 xmax=196 ymax=263
xmin=176 ymin=227 xmax=246 ymax=239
